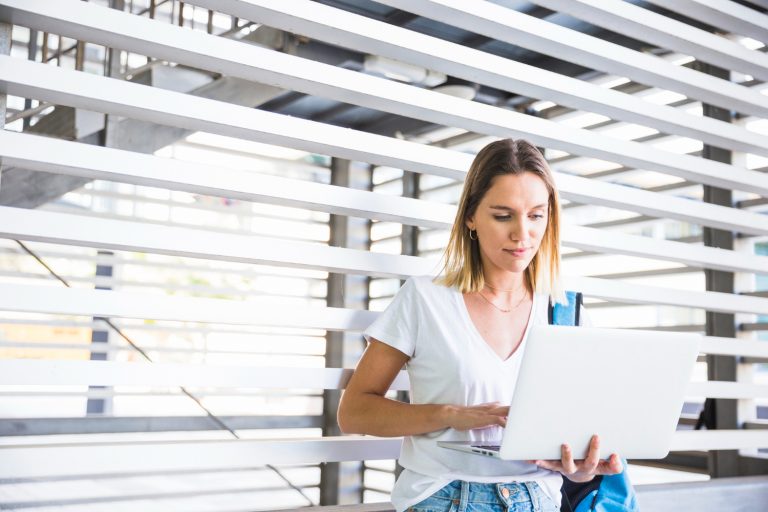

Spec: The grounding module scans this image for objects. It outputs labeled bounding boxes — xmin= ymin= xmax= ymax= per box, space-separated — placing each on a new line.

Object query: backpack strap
xmin=550 ymin=291 xmax=601 ymax=512
xmin=548 ymin=291 xmax=583 ymax=326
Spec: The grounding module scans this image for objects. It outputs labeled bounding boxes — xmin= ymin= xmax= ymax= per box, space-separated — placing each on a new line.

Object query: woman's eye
xmin=493 ymin=215 xmax=511 ymax=221
xmin=530 ymin=214 xmax=545 ymax=220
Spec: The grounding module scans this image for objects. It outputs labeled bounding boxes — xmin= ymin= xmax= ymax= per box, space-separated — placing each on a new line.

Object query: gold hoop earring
xmin=469 ymin=229 xmax=478 ymax=241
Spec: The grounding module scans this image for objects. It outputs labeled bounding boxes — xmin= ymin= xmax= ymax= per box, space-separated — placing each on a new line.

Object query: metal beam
xmin=695 ymin=60 xmax=741 ymax=479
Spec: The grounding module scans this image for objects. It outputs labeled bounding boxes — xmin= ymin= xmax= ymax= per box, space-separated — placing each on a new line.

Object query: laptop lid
xmin=498 ymin=325 xmax=701 ymax=461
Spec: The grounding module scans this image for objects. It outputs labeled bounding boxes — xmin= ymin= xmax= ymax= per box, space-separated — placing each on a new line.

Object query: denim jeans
xmin=406 ymin=480 xmax=559 ymax=512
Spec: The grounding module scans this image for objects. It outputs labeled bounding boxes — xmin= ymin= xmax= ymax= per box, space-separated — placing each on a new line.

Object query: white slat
xmin=4 ymin=360 xmax=768 ymax=399
xmin=645 ymin=0 xmax=768 ymax=44
xmin=563 ymin=224 xmax=768 ymax=276
xmin=376 ymin=0 xmax=765 ymax=117
xmin=0 ymin=283 xmax=379 ymax=330
xmin=0 ymin=360 xmax=411 ymax=390
xmin=669 ymin=430 xmax=768 ymax=451
xmin=687 ymin=381 xmax=768 ymax=399
xmin=0 ymin=431 xmax=765 ymax=479
xmin=0 ymin=437 xmax=403 ymax=478
xmin=2 ymin=207 xmax=768 ymax=313
xmin=5 ymin=132 xmax=768 ymax=259
xmin=0 ymin=206 xmax=439 ymax=278
xmin=0 ymin=279 xmax=766 ymax=338
xmin=0 ymin=132 xmax=455 ymax=230
xmin=521 ymin=0 xmax=768 ymax=83
xmin=184 ymin=0 xmax=768 ymax=156
xmin=563 ymin=276 xmax=768 ymax=316
xmin=699 ymin=337 xmax=768 ymax=358
xmin=2 ymin=54 xmax=768 ymax=198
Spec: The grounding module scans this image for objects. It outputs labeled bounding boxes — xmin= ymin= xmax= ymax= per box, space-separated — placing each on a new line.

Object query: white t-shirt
xmin=363 ymin=276 xmax=568 ymax=512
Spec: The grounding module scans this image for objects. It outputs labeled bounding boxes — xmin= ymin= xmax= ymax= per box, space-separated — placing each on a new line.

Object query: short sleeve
xmin=363 ymin=277 xmax=420 ymax=358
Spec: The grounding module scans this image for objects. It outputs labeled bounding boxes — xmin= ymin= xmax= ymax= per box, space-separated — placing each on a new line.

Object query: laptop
xmin=438 ymin=324 xmax=701 ymax=460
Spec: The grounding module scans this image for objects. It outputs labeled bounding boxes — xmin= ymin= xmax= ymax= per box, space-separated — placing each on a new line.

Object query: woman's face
xmin=465 ymin=172 xmax=550 ymax=275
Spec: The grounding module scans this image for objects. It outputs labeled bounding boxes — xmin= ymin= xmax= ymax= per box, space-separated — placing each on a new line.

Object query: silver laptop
xmin=438 ymin=325 xmax=701 ymax=460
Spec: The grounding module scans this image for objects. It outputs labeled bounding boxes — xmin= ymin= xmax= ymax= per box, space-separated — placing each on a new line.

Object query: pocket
xmin=408 ymin=482 xmax=460 ymax=512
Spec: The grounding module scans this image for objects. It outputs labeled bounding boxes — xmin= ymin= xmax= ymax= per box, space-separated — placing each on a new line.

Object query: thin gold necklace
xmin=484 ymin=282 xmax=521 ymax=293
xmin=477 ymin=287 xmax=528 ymax=313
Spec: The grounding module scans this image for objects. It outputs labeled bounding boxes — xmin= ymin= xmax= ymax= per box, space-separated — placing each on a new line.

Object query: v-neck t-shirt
xmin=363 ymin=276 xmax=564 ymax=512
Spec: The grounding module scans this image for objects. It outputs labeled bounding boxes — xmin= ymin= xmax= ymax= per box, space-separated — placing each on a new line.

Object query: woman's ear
xmin=465 ymin=217 xmax=474 ymax=231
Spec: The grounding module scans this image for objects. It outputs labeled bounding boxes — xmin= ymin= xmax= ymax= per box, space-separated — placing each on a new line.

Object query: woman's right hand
xmin=442 ymin=402 xmax=509 ymax=431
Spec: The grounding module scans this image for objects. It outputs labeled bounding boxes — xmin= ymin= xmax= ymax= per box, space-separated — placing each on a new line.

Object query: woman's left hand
xmin=529 ymin=434 xmax=623 ymax=483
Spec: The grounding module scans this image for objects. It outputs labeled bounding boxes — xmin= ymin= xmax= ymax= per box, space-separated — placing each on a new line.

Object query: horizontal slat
xmin=563 ymin=224 xmax=768 ymax=276
xmin=5 ymin=131 xmax=768 ymax=254
xmin=553 ymin=172 xmax=768 ymax=236
xmin=187 ymin=0 xmax=768 ymax=156
xmin=0 ymin=132 xmax=455 ymax=230
xmin=2 ymin=360 xmax=766 ymax=399
xmin=645 ymin=0 xmax=768 ymax=44
xmin=0 ymin=283 xmax=379 ymax=330
xmin=1 ymin=53 xmax=768 ymax=199
xmin=699 ymin=337 xmax=768 ymax=358
xmin=0 ymin=206 xmax=437 ymax=278
xmin=376 ymin=0 xmax=767 ymax=117
xmin=669 ymin=430 xmax=768 ymax=451
xmin=0 ymin=360 xmax=411 ymax=390
xmin=0 ymin=415 xmax=325 ymax=436
xmin=564 ymin=276 xmax=768 ymax=316
xmin=0 ymin=431 xmax=765 ymax=478
xmin=523 ymin=0 xmax=768 ymax=82
xmin=0 ymin=437 xmax=403 ymax=478
xmin=0 ymin=277 xmax=766 ymax=328
xmin=687 ymin=381 xmax=768 ymax=399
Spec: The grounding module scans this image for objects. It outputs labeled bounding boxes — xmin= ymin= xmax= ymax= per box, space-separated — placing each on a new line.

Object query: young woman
xmin=337 ymin=139 xmax=623 ymax=512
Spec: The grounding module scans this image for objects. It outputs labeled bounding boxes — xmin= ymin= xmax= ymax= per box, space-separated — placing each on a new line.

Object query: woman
xmin=337 ymin=139 xmax=623 ymax=512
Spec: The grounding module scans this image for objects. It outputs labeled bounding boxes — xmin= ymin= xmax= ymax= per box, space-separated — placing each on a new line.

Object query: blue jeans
xmin=407 ymin=480 xmax=559 ymax=512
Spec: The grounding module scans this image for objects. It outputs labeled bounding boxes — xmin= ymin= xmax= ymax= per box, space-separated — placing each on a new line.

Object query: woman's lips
xmin=504 ymin=248 xmax=530 ymax=257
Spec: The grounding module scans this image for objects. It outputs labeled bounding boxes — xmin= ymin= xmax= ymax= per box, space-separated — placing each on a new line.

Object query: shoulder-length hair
xmin=437 ymin=138 xmax=565 ymax=304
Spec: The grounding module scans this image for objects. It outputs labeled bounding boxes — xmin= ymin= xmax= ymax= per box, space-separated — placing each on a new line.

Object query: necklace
xmin=477 ymin=287 xmax=528 ymax=313
xmin=484 ymin=281 xmax=522 ymax=293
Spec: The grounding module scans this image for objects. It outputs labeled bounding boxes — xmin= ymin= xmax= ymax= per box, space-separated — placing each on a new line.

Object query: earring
xmin=469 ymin=229 xmax=478 ymax=241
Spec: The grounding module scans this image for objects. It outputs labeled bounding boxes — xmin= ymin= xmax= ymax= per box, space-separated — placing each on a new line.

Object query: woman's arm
xmin=337 ymin=339 xmax=508 ymax=437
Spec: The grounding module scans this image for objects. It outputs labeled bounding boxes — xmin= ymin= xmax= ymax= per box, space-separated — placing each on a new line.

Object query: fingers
xmin=560 ymin=443 xmax=578 ymax=474
xmin=582 ymin=435 xmax=601 ymax=472
xmin=531 ymin=459 xmax=562 ymax=472
xmin=597 ymin=453 xmax=623 ymax=475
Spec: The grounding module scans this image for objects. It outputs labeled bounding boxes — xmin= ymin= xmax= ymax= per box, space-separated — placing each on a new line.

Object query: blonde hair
xmin=437 ymin=139 xmax=566 ymax=304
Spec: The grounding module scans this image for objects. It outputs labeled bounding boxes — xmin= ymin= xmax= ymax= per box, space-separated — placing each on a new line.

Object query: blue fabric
xmin=407 ymin=480 xmax=559 ymax=512
xmin=551 ymin=292 xmax=640 ymax=512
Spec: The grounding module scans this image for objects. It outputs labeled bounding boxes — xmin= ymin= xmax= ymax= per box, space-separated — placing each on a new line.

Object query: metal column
xmin=695 ymin=60 xmax=740 ymax=478
xmin=86 ymin=251 xmax=115 ymax=415
xmin=321 ymin=157 xmax=371 ymax=505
